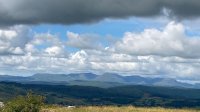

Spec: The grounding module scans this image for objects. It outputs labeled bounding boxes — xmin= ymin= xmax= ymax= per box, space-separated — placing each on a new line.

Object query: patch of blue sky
xmin=30 ymin=17 xmax=177 ymax=52
xmin=185 ymin=28 xmax=200 ymax=37
xmin=183 ymin=19 xmax=200 ymax=37
xmin=31 ymin=17 xmax=167 ymax=40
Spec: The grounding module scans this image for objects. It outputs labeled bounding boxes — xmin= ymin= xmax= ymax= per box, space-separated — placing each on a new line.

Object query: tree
xmin=2 ymin=91 xmax=44 ymax=112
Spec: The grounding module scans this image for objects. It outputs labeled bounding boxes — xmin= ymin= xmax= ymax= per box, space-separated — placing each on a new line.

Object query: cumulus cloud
xmin=66 ymin=31 xmax=102 ymax=50
xmin=26 ymin=33 xmax=67 ymax=57
xmin=44 ymin=46 xmax=65 ymax=57
xmin=1 ymin=22 xmax=200 ymax=81
xmin=0 ymin=26 xmax=67 ymax=57
xmin=1 ymin=0 xmax=200 ymax=26
xmin=112 ymin=22 xmax=200 ymax=58
xmin=0 ymin=50 xmax=90 ymax=74
xmin=30 ymin=33 xmax=61 ymax=46
xmin=0 ymin=25 xmax=29 ymax=55
xmin=1 ymin=50 xmax=200 ymax=80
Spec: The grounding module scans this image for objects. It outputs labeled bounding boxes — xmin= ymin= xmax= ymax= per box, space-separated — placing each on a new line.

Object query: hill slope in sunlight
xmin=42 ymin=106 xmax=199 ymax=112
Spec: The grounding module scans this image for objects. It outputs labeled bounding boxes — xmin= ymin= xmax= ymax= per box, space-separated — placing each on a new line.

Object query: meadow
xmin=42 ymin=106 xmax=200 ymax=112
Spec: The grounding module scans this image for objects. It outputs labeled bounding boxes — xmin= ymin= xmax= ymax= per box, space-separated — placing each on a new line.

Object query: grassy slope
xmin=42 ymin=106 xmax=200 ymax=112
xmin=1 ymin=82 xmax=200 ymax=107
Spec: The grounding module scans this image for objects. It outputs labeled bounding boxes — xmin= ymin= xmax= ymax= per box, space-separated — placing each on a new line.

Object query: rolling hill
xmin=0 ymin=82 xmax=200 ymax=107
xmin=0 ymin=73 xmax=198 ymax=88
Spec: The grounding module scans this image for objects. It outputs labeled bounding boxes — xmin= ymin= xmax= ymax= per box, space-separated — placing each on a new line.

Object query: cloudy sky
xmin=1 ymin=0 xmax=200 ymax=82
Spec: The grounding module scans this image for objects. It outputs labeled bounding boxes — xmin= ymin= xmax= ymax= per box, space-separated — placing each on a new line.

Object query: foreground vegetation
xmin=42 ymin=106 xmax=200 ymax=112
xmin=0 ymin=92 xmax=44 ymax=112
xmin=0 ymin=92 xmax=199 ymax=112
xmin=1 ymin=82 xmax=200 ymax=108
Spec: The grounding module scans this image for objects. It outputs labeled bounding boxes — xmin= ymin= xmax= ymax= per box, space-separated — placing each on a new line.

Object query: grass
xmin=41 ymin=106 xmax=200 ymax=112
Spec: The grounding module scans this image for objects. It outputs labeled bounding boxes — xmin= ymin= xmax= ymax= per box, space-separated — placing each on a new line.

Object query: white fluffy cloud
xmin=44 ymin=46 xmax=65 ymax=57
xmin=112 ymin=22 xmax=200 ymax=58
xmin=66 ymin=31 xmax=102 ymax=50
xmin=31 ymin=33 xmax=61 ymax=46
xmin=27 ymin=33 xmax=67 ymax=57
xmin=0 ymin=25 xmax=29 ymax=55
xmin=1 ymin=22 xmax=200 ymax=81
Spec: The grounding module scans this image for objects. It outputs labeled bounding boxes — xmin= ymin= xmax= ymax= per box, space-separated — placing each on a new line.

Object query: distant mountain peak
xmin=0 ymin=73 xmax=198 ymax=89
xmin=101 ymin=73 xmax=122 ymax=77
xmin=33 ymin=73 xmax=66 ymax=76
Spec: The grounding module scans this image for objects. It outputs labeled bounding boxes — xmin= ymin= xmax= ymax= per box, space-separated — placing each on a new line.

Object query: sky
xmin=1 ymin=0 xmax=200 ymax=82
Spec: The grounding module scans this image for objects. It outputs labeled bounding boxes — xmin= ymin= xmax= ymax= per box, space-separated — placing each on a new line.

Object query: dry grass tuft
xmin=42 ymin=106 xmax=200 ymax=112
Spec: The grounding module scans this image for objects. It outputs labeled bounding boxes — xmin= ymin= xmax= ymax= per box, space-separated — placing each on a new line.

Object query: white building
xmin=67 ymin=106 xmax=75 ymax=108
xmin=0 ymin=102 xmax=4 ymax=108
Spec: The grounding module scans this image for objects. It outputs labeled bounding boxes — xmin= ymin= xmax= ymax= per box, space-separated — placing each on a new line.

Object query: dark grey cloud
xmin=1 ymin=0 xmax=200 ymax=26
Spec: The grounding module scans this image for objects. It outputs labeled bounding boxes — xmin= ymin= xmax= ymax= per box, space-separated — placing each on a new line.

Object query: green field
xmin=42 ymin=106 xmax=200 ymax=112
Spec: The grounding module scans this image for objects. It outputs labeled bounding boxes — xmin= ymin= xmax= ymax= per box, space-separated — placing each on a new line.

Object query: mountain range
xmin=0 ymin=73 xmax=199 ymax=89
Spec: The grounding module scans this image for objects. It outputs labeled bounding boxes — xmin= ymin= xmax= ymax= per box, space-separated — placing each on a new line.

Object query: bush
xmin=2 ymin=91 xmax=44 ymax=112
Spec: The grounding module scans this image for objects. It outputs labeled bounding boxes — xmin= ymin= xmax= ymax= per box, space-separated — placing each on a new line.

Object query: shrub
xmin=2 ymin=91 xmax=44 ymax=112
